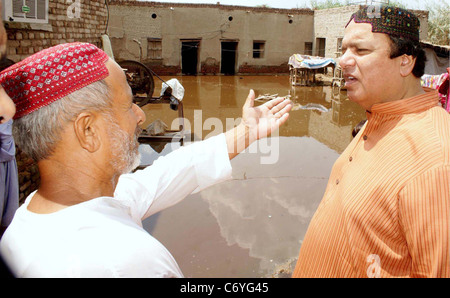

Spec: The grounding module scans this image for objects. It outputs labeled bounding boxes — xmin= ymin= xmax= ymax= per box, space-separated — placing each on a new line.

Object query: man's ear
xmin=73 ymin=112 xmax=101 ymax=153
xmin=399 ymin=54 xmax=416 ymax=77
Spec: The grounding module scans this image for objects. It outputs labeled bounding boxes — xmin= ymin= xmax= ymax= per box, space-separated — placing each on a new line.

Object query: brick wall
xmin=238 ymin=63 xmax=289 ymax=74
xmin=16 ymin=147 xmax=40 ymax=204
xmin=4 ymin=0 xmax=108 ymax=63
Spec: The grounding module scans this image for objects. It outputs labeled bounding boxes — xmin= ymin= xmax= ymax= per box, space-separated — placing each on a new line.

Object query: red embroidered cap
xmin=0 ymin=42 xmax=110 ymax=119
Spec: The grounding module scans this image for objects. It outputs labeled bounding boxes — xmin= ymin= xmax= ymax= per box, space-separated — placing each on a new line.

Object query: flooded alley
xmin=138 ymin=75 xmax=366 ymax=277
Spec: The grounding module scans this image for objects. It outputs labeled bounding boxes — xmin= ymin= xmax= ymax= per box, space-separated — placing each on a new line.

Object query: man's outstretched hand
xmin=226 ymin=89 xmax=292 ymax=160
xmin=242 ymin=89 xmax=292 ymax=142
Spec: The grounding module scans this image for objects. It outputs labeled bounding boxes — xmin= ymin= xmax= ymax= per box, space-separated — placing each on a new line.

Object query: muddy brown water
xmin=138 ymin=75 xmax=366 ymax=277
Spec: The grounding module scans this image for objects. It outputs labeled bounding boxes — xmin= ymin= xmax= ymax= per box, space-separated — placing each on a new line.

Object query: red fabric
xmin=0 ymin=43 xmax=109 ymax=119
xmin=438 ymin=68 xmax=449 ymax=112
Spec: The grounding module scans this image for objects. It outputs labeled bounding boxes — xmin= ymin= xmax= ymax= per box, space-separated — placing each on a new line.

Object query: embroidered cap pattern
xmin=0 ymin=42 xmax=110 ymax=119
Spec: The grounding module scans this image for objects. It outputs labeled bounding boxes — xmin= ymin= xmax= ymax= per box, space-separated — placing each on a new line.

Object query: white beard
xmin=106 ymin=118 xmax=142 ymax=174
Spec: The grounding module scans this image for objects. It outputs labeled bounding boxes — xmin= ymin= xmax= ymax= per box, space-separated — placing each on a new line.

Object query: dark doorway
xmin=304 ymin=42 xmax=313 ymax=55
xmin=316 ymin=38 xmax=326 ymax=57
xmin=221 ymin=41 xmax=238 ymax=75
xmin=181 ymin=41 xmax=200 ymax=75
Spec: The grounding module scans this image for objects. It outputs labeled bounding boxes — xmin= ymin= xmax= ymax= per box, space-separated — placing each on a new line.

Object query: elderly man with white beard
xmin=0 ymin=42 xmax=292 ymax=277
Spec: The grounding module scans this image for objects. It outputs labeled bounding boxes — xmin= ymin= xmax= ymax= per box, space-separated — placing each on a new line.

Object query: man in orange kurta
xmin=293 ymin=6 xmax=449 ymax=278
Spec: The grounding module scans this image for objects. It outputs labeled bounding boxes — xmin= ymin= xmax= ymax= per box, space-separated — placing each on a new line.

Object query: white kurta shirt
xmin=0 ymin=134 xmax=232 ymax=277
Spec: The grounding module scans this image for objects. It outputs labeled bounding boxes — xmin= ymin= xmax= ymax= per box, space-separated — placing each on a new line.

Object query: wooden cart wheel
xmin=118 ymin=60 xmax=155 ymax=100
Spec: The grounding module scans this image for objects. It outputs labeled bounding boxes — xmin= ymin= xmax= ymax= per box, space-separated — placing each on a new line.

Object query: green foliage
xmin=309 ymin=0 xmax=348 ymax=9
xmin=426 ymin=2 xmax=450 ymax=45
xmin=308 ymin=0 xmax=405 ymax=10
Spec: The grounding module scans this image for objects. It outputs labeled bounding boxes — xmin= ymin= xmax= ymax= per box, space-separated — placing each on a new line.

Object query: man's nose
xmin=133 ymin=103 xmax=146 ymax=126
xmin=339 ymin=50 xmax=355 ymax=69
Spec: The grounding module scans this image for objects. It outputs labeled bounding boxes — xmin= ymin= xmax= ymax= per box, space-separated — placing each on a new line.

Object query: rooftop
xmin=108 ymin=0 xmax=315 ymax=15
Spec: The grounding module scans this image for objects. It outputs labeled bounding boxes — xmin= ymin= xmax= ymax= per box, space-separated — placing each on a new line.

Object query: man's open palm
xmin=242 ymin=90 xmax=292 ymax=142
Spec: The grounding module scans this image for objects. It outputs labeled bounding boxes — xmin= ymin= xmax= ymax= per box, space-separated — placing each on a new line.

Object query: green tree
xmin=309 ymin=0 xmax=347 ymax=9
xmin=308 ymin=0 xmax=403 ymax=10
xmin=426 ymin=2 xmax=450 ymax=45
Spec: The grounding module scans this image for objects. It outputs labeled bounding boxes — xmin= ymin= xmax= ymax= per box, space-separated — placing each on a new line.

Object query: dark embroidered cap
xmin=346 ymin=5 xmax=421 ymax=41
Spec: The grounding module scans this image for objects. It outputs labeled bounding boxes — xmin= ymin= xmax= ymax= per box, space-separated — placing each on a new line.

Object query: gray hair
xmin=13 ymin=80 xmax=112 ymax=162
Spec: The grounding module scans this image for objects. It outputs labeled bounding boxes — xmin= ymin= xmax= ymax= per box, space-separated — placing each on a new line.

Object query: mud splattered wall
xmin=107 ymin=1 xmax=314 ymax=75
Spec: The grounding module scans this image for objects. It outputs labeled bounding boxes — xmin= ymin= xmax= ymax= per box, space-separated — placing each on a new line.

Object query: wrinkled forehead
xmin=343 ymin=20 xmax=392 ymax=48
xmin=344 ymin=20 xmax=374 ymax=37
xmin=343 ymin=20 xmax=376 ymax=44
xmin=104 ymin=59 xmax=134 ymax=106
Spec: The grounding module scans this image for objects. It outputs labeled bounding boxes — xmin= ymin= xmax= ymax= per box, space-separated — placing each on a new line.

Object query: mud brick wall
xmin=201 ymin=58 xmax=220 ymax=75
xmin=108 ymin=1 xmax=314 ymax=76
xmin=146 ymin=62 xmax=182 ymax=76
xmin=4 ymin=0 xmax=108 ymax=63
xmin=238 ymin=63 xmax=289 ymax=74
xmin=16 ymin=147 xmax=40 ymax=204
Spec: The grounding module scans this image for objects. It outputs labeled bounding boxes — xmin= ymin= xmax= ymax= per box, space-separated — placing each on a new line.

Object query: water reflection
xmin=139 ymin=75 xmax=366 ymax=277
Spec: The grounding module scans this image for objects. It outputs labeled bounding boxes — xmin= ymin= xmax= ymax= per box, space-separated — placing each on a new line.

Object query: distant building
xmin=107 ymin=1 xmax=430 ymax=75
xmin=107 ymin=1 xmax=315 ymax=75
xmin=2 ymin=1 xmax=432 ymax=76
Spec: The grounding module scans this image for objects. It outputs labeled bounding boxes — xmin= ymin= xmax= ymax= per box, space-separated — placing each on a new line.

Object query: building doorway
xmin=221 ymin=41 xmax=238 ymax=75
xmin=316 ymin=38 xmax=326 ymax=57
xmin=181 ymin=40 xmax=200 ymax=75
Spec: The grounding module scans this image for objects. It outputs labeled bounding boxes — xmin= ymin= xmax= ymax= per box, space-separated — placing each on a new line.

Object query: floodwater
xmin=138 ymin=75 xmax=366 ymax=278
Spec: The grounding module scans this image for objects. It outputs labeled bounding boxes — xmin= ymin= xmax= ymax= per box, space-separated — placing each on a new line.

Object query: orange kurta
xmin=293 ymin=90 xmax=450 ymax=278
